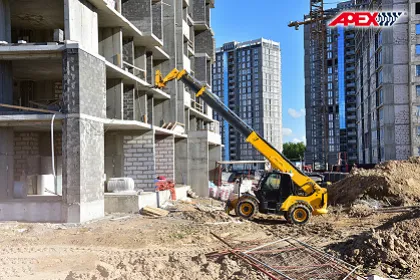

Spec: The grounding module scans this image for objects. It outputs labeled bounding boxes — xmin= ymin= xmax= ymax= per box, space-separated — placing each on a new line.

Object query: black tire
xmin=235 ymin=198 xmax=258 ymax=219
xmin=287 ymin=203 xmax=312 ymax=225
xmin=284 ymin=212 xmax=290 ymax=223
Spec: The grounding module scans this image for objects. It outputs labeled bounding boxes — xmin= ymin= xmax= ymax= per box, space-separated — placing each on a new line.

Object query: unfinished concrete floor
xmin=0 ymin=199 xmax=418 ymax=279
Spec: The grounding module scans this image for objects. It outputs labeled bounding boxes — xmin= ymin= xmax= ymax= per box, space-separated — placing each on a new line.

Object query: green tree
xmin=283 ymin=142 xmax=305 ymax=161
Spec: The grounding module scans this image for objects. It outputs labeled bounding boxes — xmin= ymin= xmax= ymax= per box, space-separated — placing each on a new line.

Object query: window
xmin=417 ymin=24 xmax=420 ymax=35
xmin=416 ymin=3 xmax=420 ymax=14
xmin=417 ymin=65 xmax=420 ymax=76
xmin=416 ymin=45 xmax=420 ymax=55
xmin=416 ymin=85 xmax=420 ymax=96
xmin=417 ymin=126 xmax=420 ymax=136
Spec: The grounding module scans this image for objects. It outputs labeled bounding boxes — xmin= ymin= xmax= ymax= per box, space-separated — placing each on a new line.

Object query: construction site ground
xmin=0 ymin=198 xmax=419 ymax=280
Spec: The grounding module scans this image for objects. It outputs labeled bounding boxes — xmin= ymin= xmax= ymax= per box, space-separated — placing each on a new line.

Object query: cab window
xmin=262 ymin=174 xmax=281 ymax=191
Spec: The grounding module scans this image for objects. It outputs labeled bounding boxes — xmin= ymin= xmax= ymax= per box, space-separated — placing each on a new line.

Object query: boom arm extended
xmin=155 ymin=69 xmax=323 ymax=196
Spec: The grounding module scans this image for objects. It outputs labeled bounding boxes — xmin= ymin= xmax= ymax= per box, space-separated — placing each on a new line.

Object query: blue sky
xmin=211 ymin=1 xmax=342 ymax=145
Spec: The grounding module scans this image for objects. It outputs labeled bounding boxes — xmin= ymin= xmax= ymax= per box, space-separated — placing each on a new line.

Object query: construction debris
xmin=141 ymin=206 xmax=169 ymax=217
xmin=210 ymin=234 xmax=365 ymax=280
xmin=329 ymin=157 xmax=420 ymax=207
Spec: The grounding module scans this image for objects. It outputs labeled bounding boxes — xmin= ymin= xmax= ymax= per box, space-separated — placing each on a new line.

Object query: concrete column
xmin=155 ymin=135 xmax=175 ymax=180
xmin=0 ymin=128 xmax=13 ymax=200
xmin=106 ymin=79 xmax=123 ymax=119
xmin=135 ymin=46 xmax=147 ymax=80
xmin=134 ymin=90 xmax=148 ymax=122
xmin=64 ymin=0 xmax=98 ymax=53
xmin=189 ymin=131 xmax=209 ymax=197
xmin=209 ymin=145 xmax=221 ymax=184
xmin=146 ymin=51 xmax=154 ymax=85
xmin=62 ymin=48 xmax=106 ymax=223
xmin=0 ymin=0 xmax=11 ymax=42
xmin=122 ymin=0 xmax=152 ymax=33
xmin=147 ymin=96 xmax=154 ymax=125
xmin=99 ymin=28 xmax=123 ymax=66
xmin=123 ymin=131 xmax=156 ymax=191
xmin=175 ymin=138 xmax=189 ymax=185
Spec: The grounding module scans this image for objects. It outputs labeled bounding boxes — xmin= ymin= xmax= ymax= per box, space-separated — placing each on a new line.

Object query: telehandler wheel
xmin=287 ymin=203 xmax=312 ymax=225
xmin=235 ymin=198 xmax=258 ymax=219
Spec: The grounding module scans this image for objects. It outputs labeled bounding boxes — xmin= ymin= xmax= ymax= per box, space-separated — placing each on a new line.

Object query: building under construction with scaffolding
xmin=303 ymin=0 xmax=357 ymax=170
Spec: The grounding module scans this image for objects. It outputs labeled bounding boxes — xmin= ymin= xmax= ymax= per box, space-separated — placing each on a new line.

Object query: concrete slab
xmin=104 ymin=185 xmax=191 ymax=213
xmin=0 ymin=197 xmax=63 ymax=223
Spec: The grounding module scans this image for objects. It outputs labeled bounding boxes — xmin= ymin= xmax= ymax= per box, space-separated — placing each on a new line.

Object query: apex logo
xmin=328 ymin=12 xmax=403 ymax=27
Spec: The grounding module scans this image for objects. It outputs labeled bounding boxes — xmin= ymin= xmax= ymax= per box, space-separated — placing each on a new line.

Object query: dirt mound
xmin=327 ymin=210 xmax=420 ymax=278
xmin=64 ymin=252 xmax=269 ymax=280
xmin=329 ymin=157 xmax=420 ymax=206
xmin=171 ymin=210 xmax=233 ymax=224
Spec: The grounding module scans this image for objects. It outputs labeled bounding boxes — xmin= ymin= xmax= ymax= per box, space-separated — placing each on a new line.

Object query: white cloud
xmin=282 ymin=128 xmax=293 ymax=136
xmin=292 ymin=138 xmax=301 ymax=143
xmin=288 ymin=108 xmax=305 ymax=119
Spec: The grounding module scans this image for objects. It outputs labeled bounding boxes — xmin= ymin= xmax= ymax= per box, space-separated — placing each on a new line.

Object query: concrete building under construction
xmin=354 ymin=0 xmax=420 ymax=164
xmin=304 ymin=0 xmax=357 ymax=170
xmin=0 ymin=0 xmax=221 ymax=223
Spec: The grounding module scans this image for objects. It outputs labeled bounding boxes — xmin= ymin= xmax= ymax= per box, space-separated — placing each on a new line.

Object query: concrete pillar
xmin=0 ymin=0 xmax=11 ymax=42
xmin=146 ymin=51 xmax=154 ymax=85
xmin=189 ymin=131 xmax=209 ymax=197
xmin=147 ymin=96 xmax=154 ymax=125
xmin=123 ymin=131 xmax=156 ymax=191
xmin=135 ymin=46 xmax=147 ymax=80
xmin=62 ymin=48 xmax=106 ymax=223
xmin=134 ymin=90 xmax=148 ymax=122
xmin=175 ymin=138 xmax=189 ymax=185
xmin=106 ymin=79 xmax=123 ymax=119
xmin=122 ymin=0 xmax=152 ymax=33
xmin=0 ymin=128 xmax=13 ymax=200
xmin=99 ymin=28 xmax=123 ymax=66
xmin=64 ymin=0 xmax=98 ymax=53
xmin=155 ymin=135 xmax=175 ymax=180
xmin=209 ymin=145 xmax=221 ymax=184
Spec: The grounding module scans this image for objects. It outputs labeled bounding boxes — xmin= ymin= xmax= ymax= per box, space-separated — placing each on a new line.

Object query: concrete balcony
xmin=87 ymin=0 xmax=169 ymax=60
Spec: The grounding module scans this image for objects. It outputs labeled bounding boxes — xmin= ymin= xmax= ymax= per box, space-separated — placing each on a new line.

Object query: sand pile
xmin=329 ymin=157 xmax=420 ymax=206
xmin=328 ymin=210 xmax=420 ymax=278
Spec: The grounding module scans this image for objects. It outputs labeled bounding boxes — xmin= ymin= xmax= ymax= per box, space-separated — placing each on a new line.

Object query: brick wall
xmin=195 ymin=29 xmax=214 ymax=59
xmin=14 ymin=132 xmax=40 ymax=180
xmin=122 ymin=0 xmax=152 ymax=33
xmin=155 ymin=135 xmax=174 ymax=180
xmin=192 ymin=0 xmax=205 ymax=22
xmin=123 ymin=132 xmax=156 ymax=191
xmin=152 ymin=2 xmax=162 ymax=39
xmin=123 ymin=85 xmax=134 ymax=120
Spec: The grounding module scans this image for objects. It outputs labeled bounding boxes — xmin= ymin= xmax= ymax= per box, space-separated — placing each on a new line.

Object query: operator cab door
xmin=258 ymin=173 xmax=295 ymax=212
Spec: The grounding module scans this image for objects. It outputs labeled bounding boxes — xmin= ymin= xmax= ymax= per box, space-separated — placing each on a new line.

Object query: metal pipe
xmin=51 ymin=114 xmax=56 ymax=189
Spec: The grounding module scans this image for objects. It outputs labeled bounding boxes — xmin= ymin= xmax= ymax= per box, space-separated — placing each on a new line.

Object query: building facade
xmin=212 ymin=39 xmax=282 ymax=169
xmin=0 ymin=0 xmax=221 ymax=223
xmin=304 ymin=1 xmax=357 ymax=170
xmin=354 ymin=0 xmax=420 ymax=164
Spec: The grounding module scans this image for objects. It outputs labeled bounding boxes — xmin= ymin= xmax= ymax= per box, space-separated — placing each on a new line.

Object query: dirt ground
xmin=0 ymin=198 xmax=418 ymax=280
